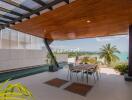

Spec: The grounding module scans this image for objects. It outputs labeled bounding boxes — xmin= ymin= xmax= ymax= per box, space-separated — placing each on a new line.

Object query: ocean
xmin=116 ymin=52 xmax=128 ymax=62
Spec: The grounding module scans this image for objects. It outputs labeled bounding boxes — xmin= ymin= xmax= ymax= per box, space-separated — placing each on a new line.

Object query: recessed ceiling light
xmin=86 ymin=20 xmax=91 ymax=23
xmin=43 ymin=29 xmax=46 ymax=33
xmin=68 ymin=32 xmax=76 ymax=39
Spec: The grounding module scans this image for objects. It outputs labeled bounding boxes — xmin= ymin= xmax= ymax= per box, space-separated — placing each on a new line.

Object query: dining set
xmin=67 ymin=63 xmax=100 ymax=83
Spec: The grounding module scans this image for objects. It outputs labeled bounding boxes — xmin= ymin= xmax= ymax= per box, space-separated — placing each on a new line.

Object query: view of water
xmin=116 ymin=52 xmax=128 ymax=62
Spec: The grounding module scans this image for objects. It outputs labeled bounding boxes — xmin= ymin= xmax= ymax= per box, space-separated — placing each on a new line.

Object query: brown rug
xmin=45 ymin=78 xmax=68 ymax=88
xmin=65 ymin=83 xmax=92 ymax=96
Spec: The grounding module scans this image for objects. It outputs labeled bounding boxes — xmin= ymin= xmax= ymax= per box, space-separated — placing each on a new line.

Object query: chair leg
xmin=76 ymin=72 xmax=78 ymax=81
xmin=70 ymin=71 xmax=72 ymax=80
xmin=86 ymin=72 xmax=88 ymax=83
xmin=93 ymin=73 xmax=96 ymax=83
xmin=97 ymin=70 xmax=101 ymax=79
xmin=67 ymin=70 xmax=69 ymax=80
xmin=99 ymin=71 xmax=101 ymax=78
xmin=81 ymin=72 xmax=84 ymax=82
xmin=96 ymin=71 xmax=99 ymax=80
xmin=82 ymin=72 xmax=85 ymax=82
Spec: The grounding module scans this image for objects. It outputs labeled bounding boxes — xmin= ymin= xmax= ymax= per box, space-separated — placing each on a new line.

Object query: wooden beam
xmin=1 ymin=0 xmax=33 ymax=13
xmin=32 ymin=0 xmax=53 ymax=10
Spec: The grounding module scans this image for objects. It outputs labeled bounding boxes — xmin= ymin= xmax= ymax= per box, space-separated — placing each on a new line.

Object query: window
xmin=1 ymin=29 xmax=10 ymax=49
xmin=11 ymin=30 xmax=18 ymax=49
xmin=31 ymin=35 xmax=37 ymax=49
xmin=25 ymin=34 xmax=31 ymax=49
xmin=0 ymin=28 xmax=44 ymax=50
xmin=31 ymin=36 xmax=44 ymax=50
xmin=18 ymin=32 xmax=25 ymax=49
xmin=38 ymin=38 xmax=44 ymax=50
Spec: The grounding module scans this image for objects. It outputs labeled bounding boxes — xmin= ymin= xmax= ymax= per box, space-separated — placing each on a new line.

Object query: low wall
xmin=55 ymin=54 xmax=68 ymax=63
xmin=0 ymin=49 xmax=68 ymax=71
xmin=68 ymin=57 xmax=76 ymax=64
xmin=0 ymin=49 xmax=48 ymax=71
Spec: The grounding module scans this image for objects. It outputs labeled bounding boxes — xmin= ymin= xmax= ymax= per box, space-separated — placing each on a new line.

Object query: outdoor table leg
xmin=76 ymin=71 xmax=78 ymax=81
xmin=86 ymin=71 xmax=88 ymax=83
xmin=96 ymin=71 xmax=99 ymax=80
xmin=67 ymin=70 xmax=70 ymax=80
xmin=70 ymin=71 xmax=72 ymax=80
xmin=81 ymin=71 xmax=83 ymax=82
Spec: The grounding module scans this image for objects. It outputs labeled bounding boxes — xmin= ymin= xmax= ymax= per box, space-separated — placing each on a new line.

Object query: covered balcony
xmin=0 ymin=0 xmax=132 ymax=100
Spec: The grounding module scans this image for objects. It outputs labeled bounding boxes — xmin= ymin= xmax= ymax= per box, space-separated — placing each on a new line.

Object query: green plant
xmin=81 ymin=57 xmax=97 ymax=64
xmin=88 ymin=58 xmax=97 ymax=64
xmin=114 ymin=64 xmax=128 ymax=75
xmin=81 ymin=57 xmax=89 ymax=64
xmin=0 ymin=80 xmax=34 ymax=100
xmin=47 ymin=53 xmax=55 ymax=65
xmin=99 ymin=43 xmax=120 ymax=66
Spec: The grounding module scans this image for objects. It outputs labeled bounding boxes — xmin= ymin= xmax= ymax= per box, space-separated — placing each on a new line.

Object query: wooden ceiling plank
xmin=10 ymin=0 xmax=132 ymax=40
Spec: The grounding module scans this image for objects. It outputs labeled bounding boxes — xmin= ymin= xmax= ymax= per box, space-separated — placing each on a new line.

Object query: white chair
xmin=83 ymin=65 xmax=99 ymax=83
xmin=67 ymin=64 xmax=81 ymax=81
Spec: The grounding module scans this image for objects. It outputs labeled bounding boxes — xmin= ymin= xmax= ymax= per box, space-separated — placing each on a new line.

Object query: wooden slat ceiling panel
xmin=11 ymin=0 xmax=132 ymax=40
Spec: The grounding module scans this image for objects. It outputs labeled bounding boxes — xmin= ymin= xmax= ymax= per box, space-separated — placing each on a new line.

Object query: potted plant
xmin=47 ymin=53 xmax=57 ymax=72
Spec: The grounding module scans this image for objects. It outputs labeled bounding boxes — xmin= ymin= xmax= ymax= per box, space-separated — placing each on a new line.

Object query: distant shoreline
xmin=54 ymin=51 xmax=128 ymax=62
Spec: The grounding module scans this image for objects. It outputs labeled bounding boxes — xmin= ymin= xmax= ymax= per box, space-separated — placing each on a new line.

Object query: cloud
xmin=95 ymin=35 xmax=128 ymax=42
xmin=51 ymin=45 xmax=82 ymax=52
xmin=95 ymin=38 xmax=112 ymax=42
xmin=51 ymin=45 xmax=67 ymax=49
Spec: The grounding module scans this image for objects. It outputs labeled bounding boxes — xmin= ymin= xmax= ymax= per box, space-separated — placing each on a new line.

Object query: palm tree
xmin=99 ymin=43 xmax=120 ymax=66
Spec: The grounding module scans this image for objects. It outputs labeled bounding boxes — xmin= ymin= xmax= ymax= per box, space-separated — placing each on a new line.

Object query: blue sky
xmin=51 ymin=35 xmax=129 ymax=52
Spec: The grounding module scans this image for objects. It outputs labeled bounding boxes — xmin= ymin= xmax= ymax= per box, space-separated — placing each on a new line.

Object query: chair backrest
xmin=87 ymin=64 xmax=97 ymax=72
xmin=93 ymin=64 xmax=100 ymax=73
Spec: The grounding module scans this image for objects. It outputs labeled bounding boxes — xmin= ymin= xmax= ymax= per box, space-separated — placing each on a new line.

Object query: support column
xmin=44 ymin=38 xmax=59 ymax=71
xmin=125 ymin=25 xmax=132 ymax=81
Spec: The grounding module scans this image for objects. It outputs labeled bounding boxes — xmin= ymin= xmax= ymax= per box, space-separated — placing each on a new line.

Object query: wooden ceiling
xmin=11 ymin=0 xmax=132 ymax=40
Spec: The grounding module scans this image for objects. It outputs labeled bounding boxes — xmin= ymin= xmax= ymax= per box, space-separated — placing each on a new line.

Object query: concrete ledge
xmin=124 ymin=74 xmax=132 ymax=81
xmin=0 ymin=64 xmax=47 ymax=74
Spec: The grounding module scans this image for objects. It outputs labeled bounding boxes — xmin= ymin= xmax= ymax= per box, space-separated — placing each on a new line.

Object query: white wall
xmin=68 ymin=57 xmax=76 ymax=64
xmin=0 ymin=49 xmax=48 ymax=71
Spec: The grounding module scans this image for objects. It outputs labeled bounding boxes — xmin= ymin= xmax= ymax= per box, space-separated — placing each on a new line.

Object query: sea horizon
xmin=77 ymin=51 xmax=128 ymax=62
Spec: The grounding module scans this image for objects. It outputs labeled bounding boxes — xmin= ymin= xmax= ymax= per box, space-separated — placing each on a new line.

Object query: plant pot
xmin=49 ymin=65 xmax=58 ymax=72
xmin=120 ymin=72 xmax=124 ymax=75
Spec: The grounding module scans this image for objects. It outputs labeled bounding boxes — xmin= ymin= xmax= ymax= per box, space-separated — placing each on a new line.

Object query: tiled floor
xmin=10 ymin=67 xmax=132 ymax=100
